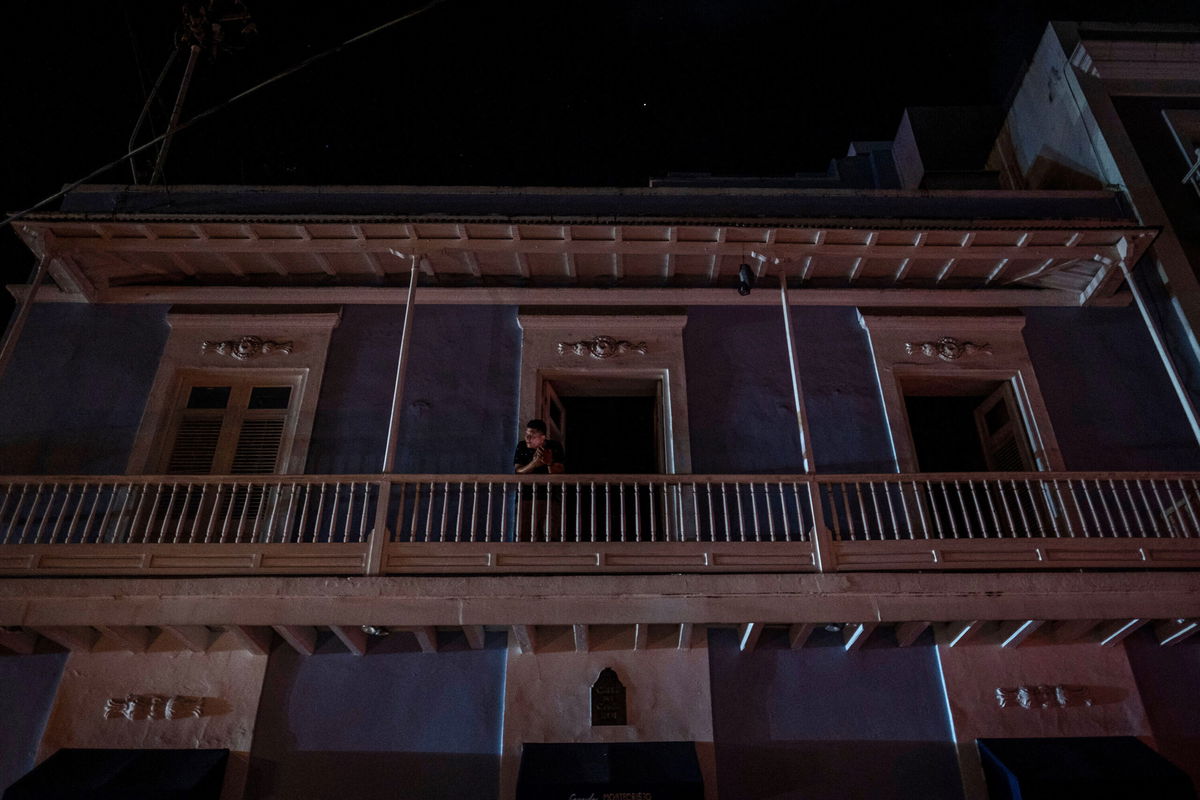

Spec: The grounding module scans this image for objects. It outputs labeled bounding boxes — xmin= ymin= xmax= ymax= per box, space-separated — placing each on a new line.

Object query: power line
xmin=1 ymin=0 xmax=450 ymax=231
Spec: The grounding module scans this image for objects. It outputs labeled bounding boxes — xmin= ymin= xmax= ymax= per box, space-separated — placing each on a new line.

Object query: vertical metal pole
xmin=1118 ymin=251 xmax=1200 ymax=448
xmin=381 ymin=259 xmax=420 ymax=472
xmin=150 ymin=44 xmax=201 ymax=185
xmin=0 ymin=251 xmax=51 ymax=387
xmin=779 ymin=270 xmax=814 ymax=473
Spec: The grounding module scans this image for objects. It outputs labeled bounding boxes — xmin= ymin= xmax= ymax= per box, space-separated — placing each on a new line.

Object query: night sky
xmin=2 ymin=0 xmax=1199 ymax=323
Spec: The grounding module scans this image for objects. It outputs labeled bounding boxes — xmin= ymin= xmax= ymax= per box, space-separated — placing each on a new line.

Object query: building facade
xmin=1 ymin=23 xmax=1200 ymax=800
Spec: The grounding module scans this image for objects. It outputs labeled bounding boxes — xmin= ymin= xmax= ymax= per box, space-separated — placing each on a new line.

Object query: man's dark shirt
xmin=513 ymin=439 xmax=565 ymax=474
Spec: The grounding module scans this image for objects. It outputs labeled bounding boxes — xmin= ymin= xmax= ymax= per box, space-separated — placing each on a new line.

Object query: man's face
xmin=524 ymin=427 xmax=546 ymax=448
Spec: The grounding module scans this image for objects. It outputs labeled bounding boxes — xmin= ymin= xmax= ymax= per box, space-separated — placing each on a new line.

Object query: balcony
xmin=1 ymin=472 xmax=1198 ymax=577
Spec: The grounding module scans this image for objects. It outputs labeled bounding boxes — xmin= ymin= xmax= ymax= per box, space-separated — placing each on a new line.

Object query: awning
xmin=517 ymin=741 xmax=703 ymax=800
xmin=3 ymin=748 xmax=228 ymax=800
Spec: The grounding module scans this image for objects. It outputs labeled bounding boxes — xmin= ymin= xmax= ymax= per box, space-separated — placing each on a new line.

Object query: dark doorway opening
xmin=905 ymin=395 xmax=989 ymax=472
xmin=561 ymin=396 xmax=657 ymax=474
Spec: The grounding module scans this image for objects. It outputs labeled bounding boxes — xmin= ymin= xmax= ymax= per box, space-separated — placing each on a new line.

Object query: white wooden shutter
xmin=165 ymin=417 xmax=224 ymax=474
xmin=973 ymin=383 xmax=1035 ymax=472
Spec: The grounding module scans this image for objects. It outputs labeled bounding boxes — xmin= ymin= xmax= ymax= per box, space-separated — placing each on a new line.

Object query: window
xmin=859 ymin=313 xmax=1064 ymax=473
xmin=127 ymin=311 xmax=340 ymax=475
xmin=160 ymin=374 xmax=302 ymax=475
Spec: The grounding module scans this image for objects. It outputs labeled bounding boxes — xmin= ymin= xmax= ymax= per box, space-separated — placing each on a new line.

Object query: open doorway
xmin=540 ymin=374 xmax=667 ymax=474
xmin=901 ymin=376 xmax=1036 ymax=473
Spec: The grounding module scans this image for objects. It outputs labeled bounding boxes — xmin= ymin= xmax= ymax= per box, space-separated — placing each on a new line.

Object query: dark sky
xmin=2 ymin=0 xmax=1199 ymax=321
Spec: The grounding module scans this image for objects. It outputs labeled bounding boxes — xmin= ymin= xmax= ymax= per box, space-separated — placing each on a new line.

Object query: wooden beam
xmin=633 ymin=623 xmax=649 ymax=651
xmin=225 ymin=625 xmax=273 ymax=655
xmin=738 ymin=622 xmax=763 ymax=652
xmin=0 ymin=628 xmax=37 ymax=654
xmin=573 ymin=623 xmax=589 ymax=653
xmin=1155 ymin=618 xmax=1199 ymax=646
xmin=511 ymin=624 xmax=536 ymax=654
xmin=36 ymin=626 xmax=99 ymax=653
xmin=998 ymin=619 xmax=1044 ymax=649
xmin=942 ymin=620 xmax=983 ymax=647
xmin=677 ymin=622 xmax=694 ymax=650
xmin=788 ymin=623 xmax=817 ymax=649
xmin=1052 ymin=619 xmax=1099 ymax=643
xmin=843 ymin=622 xmax=877 ymax=651
xmin=1096 ymin=618 xmax=1147 ymax=647
xmin=894 ymin=621 xmax=930 ymax=647
xmin=273 ymin=625 xmax=318 ymax=655
xmin=407 ymin=626 xmax=438 ymax=653
xmin=160 ymin=625 xmax=214 ymax=653
xmin=330 ymin=625 xmax=369 ymax=656
xmin=462 ymin=625 xmax=486 ymax=650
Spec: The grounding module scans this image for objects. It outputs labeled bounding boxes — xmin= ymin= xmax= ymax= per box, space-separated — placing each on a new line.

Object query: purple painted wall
xmin=684 ymin=306 xmax=893 ymax=473
xmin=0 ymin=651 xmax=67 ymax=793
xmin=247 ymin=632 xmax=506 ymax=800
xmin=708 ymin=627 xmax=962 ymax=800
xmin=306 ymin=305 xmax=521 ymax=474
xmin=0 ymin=304 xmax=168 ymax=475
xmin=1023 ymin=306 xmax=1200 ymax=470
xmin=1124 ymin=630 xmax=1200 ymax=792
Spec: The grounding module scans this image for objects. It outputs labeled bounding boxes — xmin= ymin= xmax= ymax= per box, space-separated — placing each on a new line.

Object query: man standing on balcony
xmin=513 ymin=419 xmax=565 ymax=540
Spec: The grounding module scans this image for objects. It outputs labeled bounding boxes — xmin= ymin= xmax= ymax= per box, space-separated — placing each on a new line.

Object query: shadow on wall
xmin=246 ymin=751 xmax=501 ymax=800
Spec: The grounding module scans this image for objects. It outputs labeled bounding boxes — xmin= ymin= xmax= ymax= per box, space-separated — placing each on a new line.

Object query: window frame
xmin=859 ymin=313 xmax=1065 ymax=474
xmin=127 ymin=311 xmax=340 ymax=475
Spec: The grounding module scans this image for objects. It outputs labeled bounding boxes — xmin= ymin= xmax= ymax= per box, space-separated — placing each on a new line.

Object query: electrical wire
xmin=1 ymin=0 xmax=450 ymax=230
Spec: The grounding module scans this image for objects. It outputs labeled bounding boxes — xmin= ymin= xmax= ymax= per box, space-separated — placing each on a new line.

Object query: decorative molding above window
xmin=202 ymin=336 xmax=294 ymax=360
xmin=556 ymin=336 xmax=648 ymax=359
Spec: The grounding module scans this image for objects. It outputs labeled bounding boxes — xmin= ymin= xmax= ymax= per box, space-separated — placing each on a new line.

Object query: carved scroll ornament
xmin=557 ymin=335 xmax=647 ymax=359
xmin=995 ymin=684 xmax=1093 ymax=709
xmin=104 ymin=694 xmax=206 ymax=720
xmin=904 ymin=336 xmax=991 ymax=362
xmin=201 ymin=335 xmax=293 ymax=360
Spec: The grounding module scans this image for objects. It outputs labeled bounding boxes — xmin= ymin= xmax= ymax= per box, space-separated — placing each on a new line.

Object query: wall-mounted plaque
xmin=591 ymin=667 xmax=627 ymax=726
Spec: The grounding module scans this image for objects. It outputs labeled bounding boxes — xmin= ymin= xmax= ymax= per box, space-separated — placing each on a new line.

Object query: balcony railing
xmin=0 ymin=472 xmax=1198 ymax=576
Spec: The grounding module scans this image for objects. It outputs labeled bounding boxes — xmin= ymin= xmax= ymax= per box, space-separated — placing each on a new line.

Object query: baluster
xmin=294 ymin=484 xmax=313 ymax=544
xmin=1122 ymin=480 xmax=1148 ymax=538
xmin=1078 ymin=480 xmax=1104 ymax=537
xmin=16 ymin=483 xmax=43 ymax=544
xmin=1050 ymin=480 xmax=1076 ymax=538
xmin=469 ymin=481 xmax=480 ymax=543
xmin=67 ymin=483 xmax=91 ymax=544
xmin=590 ymin=481 xmax=598 ymax=543
xmin=233 ymin=483 xmax=252 ymax=543
xmin=837 ymin=484 xmax=854 ymax=541
xmin=129 ymin=483 xmax=160 ymax=545
xmin=452 ymin=481 xmax=464 ymax=543
xmin=854 ymin=482 xmax=871 ymax=540
xmin=619 ymin=483 xmax=627 ymax=543
xmin=1090 ymin=479 xmax=1116 ymax=538
xmin=775 ymin=482 xmax=790 ymax=542
xmin=426 ymin=481 xmax=438 ymax=543
xmin=356 ymin=483 xmax=369 ymax=543
xmin=1007 ymin=480 xmax=1032 ymax=539
xmin=649 ymin=482 xmax=658 ymax=542
xmin=0 ymin=484 xmax=17 ymax=545
xmin=481 ymin=482 xmax=492 ymax=543
xmin=605 ymin=482 xmax=612 ymax=543
xmin=560 ymin=482 xmax=567 ymax=542
xmin=882 ymin=481 xmax=901 ymax=540
xmin=1132 ymin=480 xmax=1160 ymax=538
xmin=718 ymin=482 xmax=729 ymax=544
xmin=170 ymin=484 xmax=192 ymax=544
xmin=966 ymin=480 xmax=989 ymax=539
xmin=823 ymin=484 xmax=842 ymax=542
xmin=1040 ymin=480 xmax=1064 ymax=539
xmin=795 ymin=481 xmax=811 ymax=543
xmin=1107 ymin=479 xmax=1133 ymax=537
xmin=1023 ymin=479 xmax=1047 ymax=537
xmin=746 ymin=481 xmax=760 ymax=542
xmin=704 ymin=482 xmax=715 ymax=543
xmin=496 ymin=484 xmax=507 ymax=544
xmin=734 ymin=482 xmax=747 ymax=543
xmin=762 ymin=482 xmax=775 ymax=542
xmin=895 ymin=480 xmax=915 ymax=541
xmin=926 ymin=482 xmax=947 ymax=540
xmin=48 ymin=484 xmax=74 ymax=544
xmin=5 ymin=484 xmax=31 ymax=545
xmin=215 ymin=483 xmax=236 ymax=543
xmin=1177 ymin=478 xmax=1200 ymax=537
xmin=952 ymin=481 xmax=974 ymax=539
xmin=935 ymin=482 xmax=956 ymax=539
xmin=911 ymin=481 xmax=930 ymax=540
xmin=277 ymin=483 xmax=298 ymax=544
xmin=995 ymin=479 xmax=1017 ymax=538
xmin=542 ymin=483 xmax=551 ymax=543
xmin=632 ymin=480 xmax=641 ymax=542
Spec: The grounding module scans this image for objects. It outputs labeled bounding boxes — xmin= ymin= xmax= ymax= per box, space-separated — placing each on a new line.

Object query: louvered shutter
xmin=973 ymin=383 xmax=1034 ymax=472
xmin=165 ymin=417 xmax=223 ymax=474
xmin=230 ymin=418 xmax=287 ymax=474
